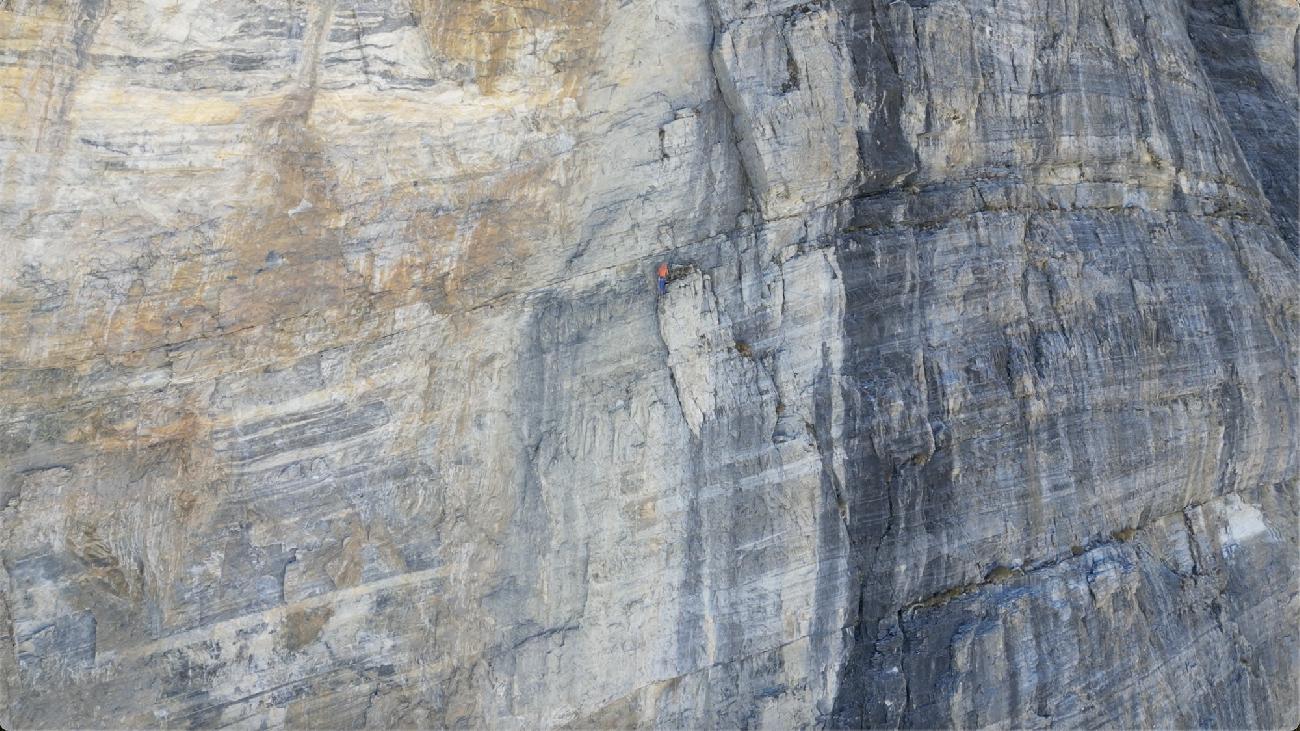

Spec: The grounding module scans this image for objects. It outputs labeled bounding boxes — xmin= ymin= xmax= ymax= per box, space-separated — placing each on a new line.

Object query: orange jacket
xmin=657 ymin=263 xmax=669 ymax=279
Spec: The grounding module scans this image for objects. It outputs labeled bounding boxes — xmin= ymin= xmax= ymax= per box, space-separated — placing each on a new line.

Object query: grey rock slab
xmin=0 ymin=0 xmax=1296 ymax=728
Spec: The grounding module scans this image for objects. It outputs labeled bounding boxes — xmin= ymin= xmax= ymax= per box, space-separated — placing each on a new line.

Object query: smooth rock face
xmin=0 ymin=0 xmax=1296 ymax=728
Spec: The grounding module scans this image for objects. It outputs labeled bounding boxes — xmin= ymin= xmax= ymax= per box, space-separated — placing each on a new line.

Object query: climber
xmin=656 ymin=262 xmax=670 ymax=295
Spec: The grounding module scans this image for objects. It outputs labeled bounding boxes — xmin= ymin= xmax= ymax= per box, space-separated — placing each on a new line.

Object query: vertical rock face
xmin=0 ymin=0 xmax=1295 ymax=728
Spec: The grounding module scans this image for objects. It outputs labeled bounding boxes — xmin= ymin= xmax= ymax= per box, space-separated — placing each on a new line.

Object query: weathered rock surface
xmin=0 ymin=0 xmax=1296 ymax=728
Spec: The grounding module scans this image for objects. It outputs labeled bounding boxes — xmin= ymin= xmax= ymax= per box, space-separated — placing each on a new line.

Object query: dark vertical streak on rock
xmin=825 ymin=1 xmax=1299 ymax=726
xmin=846 ymin=0 xmax=918 ymax=193
xmin=1186 ymin=0 xmax=1299 ymax=252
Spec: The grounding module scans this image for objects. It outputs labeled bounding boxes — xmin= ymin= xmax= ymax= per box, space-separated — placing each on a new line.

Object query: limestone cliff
xmin=0 ymin=0 xmax=1296 ymax=728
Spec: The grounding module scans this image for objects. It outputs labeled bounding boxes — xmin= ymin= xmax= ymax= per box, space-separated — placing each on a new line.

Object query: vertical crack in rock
xmin=706 ymin=4 xmax=763 ymax=216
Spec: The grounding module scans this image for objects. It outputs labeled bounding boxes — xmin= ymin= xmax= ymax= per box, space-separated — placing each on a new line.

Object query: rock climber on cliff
xmin=656 ymin=262 xmax=669 ymax=295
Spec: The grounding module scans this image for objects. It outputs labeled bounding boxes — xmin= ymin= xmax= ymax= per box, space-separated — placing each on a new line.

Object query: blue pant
xmin=657 ymin=276 xmax=667 ymax=294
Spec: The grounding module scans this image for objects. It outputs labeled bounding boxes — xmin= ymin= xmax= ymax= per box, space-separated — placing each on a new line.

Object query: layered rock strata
xmin=1 ymin=0 xmax=1296 ymax=727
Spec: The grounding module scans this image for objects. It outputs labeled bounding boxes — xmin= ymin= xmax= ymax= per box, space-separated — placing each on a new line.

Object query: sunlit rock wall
xmin=1 ymin=0 xmax=1296 ymax=728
